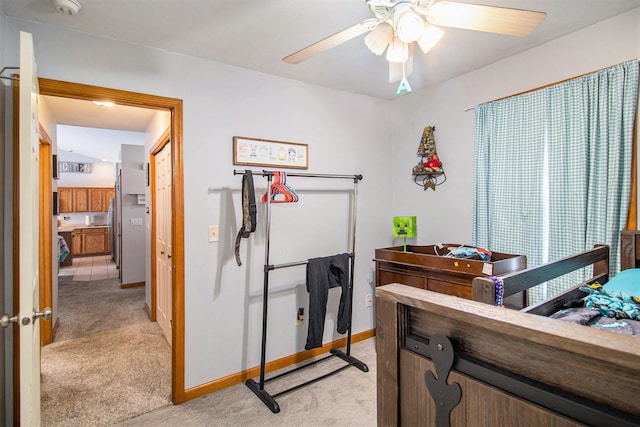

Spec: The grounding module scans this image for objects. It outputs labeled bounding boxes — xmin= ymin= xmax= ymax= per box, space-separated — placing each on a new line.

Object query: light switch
xmin=208 ymin=225 xmax=219 ymax=243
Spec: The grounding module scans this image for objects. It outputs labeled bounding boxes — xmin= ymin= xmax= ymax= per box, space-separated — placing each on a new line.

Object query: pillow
xmin=604 ymin=268 xmax=640 ymax=299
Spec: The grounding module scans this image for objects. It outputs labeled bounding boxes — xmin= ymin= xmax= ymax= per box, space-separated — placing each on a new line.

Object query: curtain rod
xmin=234 ymin=169 xmax=363 ymax=181
xmin=464 ymin=58 xmax=640 ymax=112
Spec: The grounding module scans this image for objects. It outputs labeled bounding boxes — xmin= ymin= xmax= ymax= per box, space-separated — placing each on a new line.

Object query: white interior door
xmin=18 ymin=31 xmax=42 ymax=426
xmin=155 ymin=142 xmax=172 ymax=345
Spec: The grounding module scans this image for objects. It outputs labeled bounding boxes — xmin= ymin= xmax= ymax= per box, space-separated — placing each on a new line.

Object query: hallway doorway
xmin=31 ymin=78 xmax=186 ymax=405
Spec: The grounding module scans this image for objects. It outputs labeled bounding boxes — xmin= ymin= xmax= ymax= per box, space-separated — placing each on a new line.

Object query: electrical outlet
xmin=208 ymin=225 xmax=219 ymax=243
xmin=365 ymin=294 xmax=373 ymax=307
xmin=295 ymin=308 xmax=304 ymax=326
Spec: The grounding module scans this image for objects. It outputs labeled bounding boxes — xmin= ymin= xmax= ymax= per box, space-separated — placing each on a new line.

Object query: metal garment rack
xmin=233 ymin=169 xmax=368 ymax=414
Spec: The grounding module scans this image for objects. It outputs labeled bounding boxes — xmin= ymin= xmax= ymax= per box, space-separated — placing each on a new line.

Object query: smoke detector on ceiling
xmin=52 ymin=0 xmax=82 ymax=16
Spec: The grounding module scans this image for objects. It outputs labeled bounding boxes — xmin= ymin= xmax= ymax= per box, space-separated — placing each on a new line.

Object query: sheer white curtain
xmin=474 ymin=60 xmax=639 ymax=304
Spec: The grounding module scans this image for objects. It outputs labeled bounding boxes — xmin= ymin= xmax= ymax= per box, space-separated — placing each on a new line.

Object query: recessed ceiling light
xmin=92 ymin=101 xmax=115 ymax=108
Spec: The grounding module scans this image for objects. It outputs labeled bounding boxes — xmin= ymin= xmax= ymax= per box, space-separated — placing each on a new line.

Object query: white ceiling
xmin=3 ymin=0 xmax=640 ymax=100
xmin=40 ymin=95 xmax=156 ymax=162
xmin=41 ymin=95 xmax=157 ymax=132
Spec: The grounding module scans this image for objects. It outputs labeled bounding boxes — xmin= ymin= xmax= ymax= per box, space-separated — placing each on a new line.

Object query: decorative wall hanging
xmin=412 ymin=125 xmax=446 ymax=191
xmin=233 ymin=136 xmax=308 ymax=169
xmin=58 ymin=161 xmax=92 ymax=173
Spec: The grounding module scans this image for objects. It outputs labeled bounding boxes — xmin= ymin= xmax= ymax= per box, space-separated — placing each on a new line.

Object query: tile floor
xmin=59 ymin=255 xmax=119 ymax=281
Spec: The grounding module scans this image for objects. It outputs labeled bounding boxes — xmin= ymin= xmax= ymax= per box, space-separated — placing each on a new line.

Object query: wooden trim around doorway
xmin=33 ymin=78 xmax=186 ymax=405
xmin=11 ymin=75 xmax=20 ymax=427
xmin=39 ymin=125 xmax=54 ymax=346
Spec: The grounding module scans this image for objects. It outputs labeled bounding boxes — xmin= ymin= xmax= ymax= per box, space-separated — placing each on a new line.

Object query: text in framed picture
xmin=233 ymin=136 xmax=308 ymax=169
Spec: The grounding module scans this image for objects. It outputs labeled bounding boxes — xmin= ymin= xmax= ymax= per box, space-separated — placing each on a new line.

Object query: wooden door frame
xmin=13 ymin=78 xmax=186 ymax=419
xmin=149 ymin=128 xmax=171 ymax=324
xmin=38 ymin=125 xmax=54 ymax=346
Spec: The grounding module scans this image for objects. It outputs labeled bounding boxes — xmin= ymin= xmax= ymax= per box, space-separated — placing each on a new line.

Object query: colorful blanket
xmin=550 ymin=282 xmax=640 ymax=337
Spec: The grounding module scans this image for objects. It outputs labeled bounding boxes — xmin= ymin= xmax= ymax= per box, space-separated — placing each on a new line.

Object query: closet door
xmin=155 ymin=142 xmax=172 ymax=345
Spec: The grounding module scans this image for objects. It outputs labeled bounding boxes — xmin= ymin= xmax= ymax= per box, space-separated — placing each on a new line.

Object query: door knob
xmin=0 ymin=314 xmax=18 ymax=328
xmin=33 ymin=307 xmax=52 ymax=323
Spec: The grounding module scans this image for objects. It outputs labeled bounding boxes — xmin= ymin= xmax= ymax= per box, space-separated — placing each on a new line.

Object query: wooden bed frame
xmin=376 ymin=242 xmax=640 ymax=426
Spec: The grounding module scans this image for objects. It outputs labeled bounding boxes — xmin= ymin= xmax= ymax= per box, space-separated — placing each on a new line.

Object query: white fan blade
xmin=427 ymin=2 xmax=546 ymax=37
xmin=389 ymin=44 xmax=414 ymax=83
xmin=283 ymin=19 xmax=379 ymax=64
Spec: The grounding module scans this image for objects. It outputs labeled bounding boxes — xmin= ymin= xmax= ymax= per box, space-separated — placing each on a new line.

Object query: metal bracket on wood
xmin=424 ymin=334 xmax=462 ymax=427
xmin=0 ymin=66 xmax=19 ymax=81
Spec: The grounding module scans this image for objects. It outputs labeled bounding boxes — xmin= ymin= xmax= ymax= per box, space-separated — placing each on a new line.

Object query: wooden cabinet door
xmin=72 ymin=188 xmax=89 ymax=212
xmin=103 ymin=188 xmax=115 ymax=212
xmin=58 ymin=187 xmax=73 ymax=213
xmin=82 ymin=228 xmax=107 ymax=255
xmin=72 ymin=230 xmax=82 ymax=255
xmin=88 ymin=188 xmax=104 ymax=212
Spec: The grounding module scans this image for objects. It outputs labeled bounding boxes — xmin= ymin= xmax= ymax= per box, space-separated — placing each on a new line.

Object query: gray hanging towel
xmin=304 ymin=253 xmax=351 ymax=350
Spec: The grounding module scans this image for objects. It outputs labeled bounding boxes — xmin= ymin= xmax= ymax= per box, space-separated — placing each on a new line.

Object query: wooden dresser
xmin=374 ymin=244 xmax=527 ymax=307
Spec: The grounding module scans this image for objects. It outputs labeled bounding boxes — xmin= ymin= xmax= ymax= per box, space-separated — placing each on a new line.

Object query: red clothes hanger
xmin=262 ymin=170 xmax=299 ymax=203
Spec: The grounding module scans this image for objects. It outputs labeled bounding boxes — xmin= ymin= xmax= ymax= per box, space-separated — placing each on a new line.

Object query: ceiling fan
xmin=283 ymin=0 xmax=546 ymax=84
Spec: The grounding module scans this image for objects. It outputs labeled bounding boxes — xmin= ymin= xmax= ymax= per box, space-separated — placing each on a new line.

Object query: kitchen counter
xmin=58 ymin=224 xmax=108 ymax=232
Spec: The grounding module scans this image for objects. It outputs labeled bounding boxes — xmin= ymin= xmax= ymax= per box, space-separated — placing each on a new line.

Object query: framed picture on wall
xmin=233 ymin=136 xmax=308 ymax=169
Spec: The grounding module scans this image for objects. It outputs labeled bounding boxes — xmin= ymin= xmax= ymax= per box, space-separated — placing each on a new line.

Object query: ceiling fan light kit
xmin=395 ymin=9 xmax=424 ymax=43
xmin=364 ymin=22 xmax=394 ymax=55
xmin=282 ymin=0 xmax=546 ymax=95
xmin=416 ymin=24 xmax=444 ymax=54
xmin=52 ymin=0 xmax=82 ymax=16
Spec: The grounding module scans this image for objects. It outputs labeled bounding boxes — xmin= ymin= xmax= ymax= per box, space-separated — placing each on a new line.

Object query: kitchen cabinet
xmin=104 ymin=188 xmax=115 ymax=206
xmin=58 ymin=187 xmax=115 ymax=213
xmin=59 ymin=187 xmax=73 ymax=213
xmin=71 ymin=227 xmax=110 ymax=256
xmin=72 ymin=188 xmax=89 ymax=212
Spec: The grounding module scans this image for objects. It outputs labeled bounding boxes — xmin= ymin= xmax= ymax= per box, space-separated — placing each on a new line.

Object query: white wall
xmin=56 ymin=150 xmax=115 ymax=187
xmin=389 ymin=8 xmax=640 ymax=248
xmin=4 ymin=17 xmax=393 ymax=390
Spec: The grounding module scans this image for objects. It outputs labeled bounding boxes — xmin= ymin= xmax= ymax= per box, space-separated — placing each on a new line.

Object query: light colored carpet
xmin=41 ymin=276 xmax=171 ymax=426
xmin=45 ymin=275 xmax=377 ymax=426
xmin=53 ymin=276 xmax=150 ymax=342
xmin=116 ymin=337 xmax=377 ymax=426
